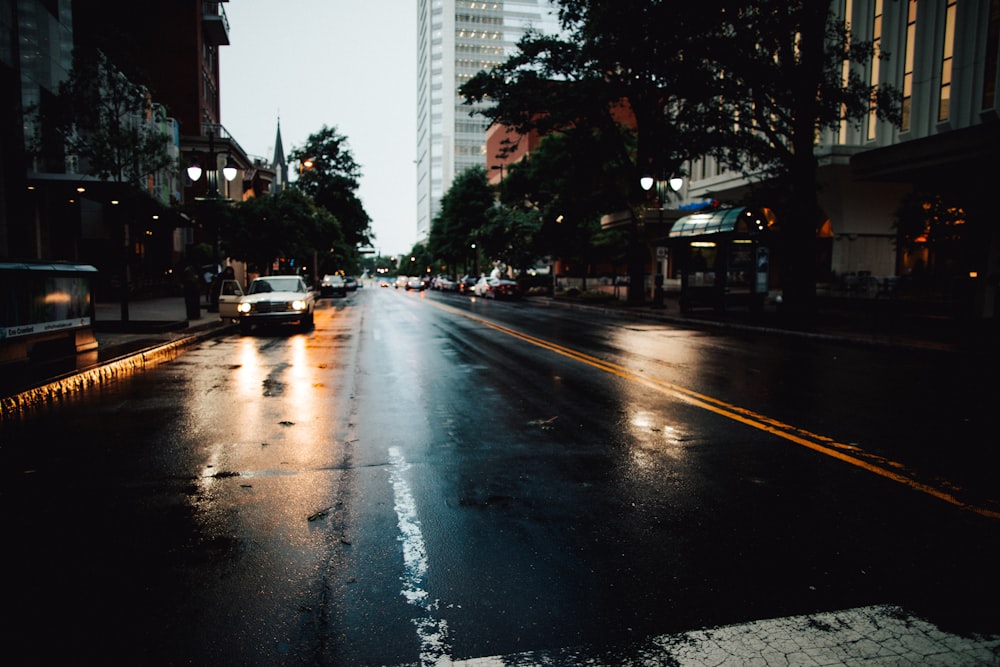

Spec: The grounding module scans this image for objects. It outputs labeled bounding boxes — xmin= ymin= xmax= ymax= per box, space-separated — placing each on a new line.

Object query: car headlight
xmin=237 ymin=302 xmax=252 ymax=314
xmin=292 ymin=299 xmax=307 ymax=311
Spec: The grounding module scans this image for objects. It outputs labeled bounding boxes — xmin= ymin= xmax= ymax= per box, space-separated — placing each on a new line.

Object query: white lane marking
xmin=388 ymin=446 xmax=452 ymax=665
xmin=451 ymin=604 xmax=1000 ymax=666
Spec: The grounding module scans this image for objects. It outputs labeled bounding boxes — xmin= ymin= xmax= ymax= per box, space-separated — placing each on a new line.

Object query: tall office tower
xmin=415 ymin=0 xmax=559 ymax=244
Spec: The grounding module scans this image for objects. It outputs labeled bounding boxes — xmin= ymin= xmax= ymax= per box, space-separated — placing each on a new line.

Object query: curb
xmin=1 ymin=323 xmax=234 ymax=423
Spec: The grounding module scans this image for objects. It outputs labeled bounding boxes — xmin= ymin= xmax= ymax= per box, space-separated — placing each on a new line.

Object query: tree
xmin=289 ymin=127 xmax=372 ymax=266
xmin=428 ymin=167 xmax=495 ymax=275
xmin=27 ymin=47 xmax=177 ymax=320
xmin=477 ymin=206 xmax=543 ymax=275
xmin=461 ymin=1 xmax=724 ymax=302
xmin=34 ymin=48 xmax=175 ymax=186
xmin=462 ymin=1 xmax=900 ymax=313
xmin=224 ymin=189 xmax=343 ymax=278
xmin=497 ymin=131 xmax=631 ymax=284
xmin=700 ymin=3 xmax=901 ymax=313
xmin=400 ymin=242 xmax=434 ymax=281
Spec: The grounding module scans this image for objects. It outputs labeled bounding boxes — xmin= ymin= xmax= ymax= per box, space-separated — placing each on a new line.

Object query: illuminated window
xmin=902 ymin=1 xmax=917 ymax=130
xmin=839 ymin=0 xmax=854 ymax=144
xmin=867 ymin=0 xmax=883 ymax=141
xmin=939 ymin=0 xmax=957 ymax=121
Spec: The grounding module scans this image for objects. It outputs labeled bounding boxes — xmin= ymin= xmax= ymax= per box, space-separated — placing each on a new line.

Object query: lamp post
xmin=188 ymin=129 xmax=238 ymax=310
xmin=640 ymin=175 xmax=683 ymax=307
xmin=187 ymin=130 xmax=238 ymax=200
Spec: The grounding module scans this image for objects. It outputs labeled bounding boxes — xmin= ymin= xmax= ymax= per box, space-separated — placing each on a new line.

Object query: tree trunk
xmin=779 ymin=4 xmax=830 ymax=319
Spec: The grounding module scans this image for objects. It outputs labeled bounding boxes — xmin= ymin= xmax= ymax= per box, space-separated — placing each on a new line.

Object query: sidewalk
xmin=1 ymin=296 xmax=234 ymax=411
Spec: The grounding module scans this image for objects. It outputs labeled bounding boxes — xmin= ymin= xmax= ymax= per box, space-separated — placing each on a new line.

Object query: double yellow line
xmin=434 ymin=299 xmax=1000 ymax=520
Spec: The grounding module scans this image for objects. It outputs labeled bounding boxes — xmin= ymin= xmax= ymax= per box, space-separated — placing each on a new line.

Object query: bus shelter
xmin=1 ymin=261 xmax=98 ymax=364
xmin=669 ymin=207 xmax=770 ymax=313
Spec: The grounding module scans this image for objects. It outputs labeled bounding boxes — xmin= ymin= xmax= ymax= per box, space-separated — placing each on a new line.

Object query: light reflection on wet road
xmin=1 ymin=286 xmax=997 ymax=665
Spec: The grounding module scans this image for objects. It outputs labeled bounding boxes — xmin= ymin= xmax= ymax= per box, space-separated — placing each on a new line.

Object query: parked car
xmin=236 ymin=275 xmax=316 ymax=333
xmin=433 ymin=275 xmax=458 ymax=291
xmin=458 ymin=274 xmax=478 ymax=294
xmin=473 ymin=275 xmax=520 ymax=299
xmin=320 ymin=274 xmax=347 ymax=298
xmin=344 ymin=276 xmax=358 ymax=291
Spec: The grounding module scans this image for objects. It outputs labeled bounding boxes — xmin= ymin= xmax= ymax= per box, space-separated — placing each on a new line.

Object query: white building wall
xmin=415 ymin=0 xmax=559 ymax=246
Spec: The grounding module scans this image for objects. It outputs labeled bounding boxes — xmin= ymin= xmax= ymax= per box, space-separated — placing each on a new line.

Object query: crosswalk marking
xmin=449 ymin=605 xmax=999 ymax=666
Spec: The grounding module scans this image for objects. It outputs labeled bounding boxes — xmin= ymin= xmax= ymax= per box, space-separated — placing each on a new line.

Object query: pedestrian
xmin=183 ymin=266 xmax=201 ymax=320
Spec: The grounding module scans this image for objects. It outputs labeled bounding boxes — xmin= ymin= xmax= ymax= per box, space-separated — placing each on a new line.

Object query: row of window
xmin=862 ymin=0 xmax=990 ymax=140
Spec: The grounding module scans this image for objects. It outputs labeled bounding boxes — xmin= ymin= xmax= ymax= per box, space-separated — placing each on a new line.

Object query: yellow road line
xmin=431 ymin=299 xmax=1000 ymax=520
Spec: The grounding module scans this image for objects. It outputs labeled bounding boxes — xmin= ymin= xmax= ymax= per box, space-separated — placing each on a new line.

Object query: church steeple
xmin=273 ymin=117 xmax=288 ymax=193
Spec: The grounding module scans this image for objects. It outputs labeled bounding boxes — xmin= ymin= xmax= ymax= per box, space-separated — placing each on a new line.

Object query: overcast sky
xmin=220 ymin=0 xmax=418 ymax=257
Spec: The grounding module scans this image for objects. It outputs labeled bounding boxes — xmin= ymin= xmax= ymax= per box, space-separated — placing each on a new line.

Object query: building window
xmin=939 ymin=0 xmax=957 ymax=122
xmin=983 ymin=0 xmax=999 ymax=110
xmin=839 ymin=0 xmax=854 ymax=144
xmin=867 ymin=0 xmax=883 ymax=141
xmin=902 ymin=1 xmax=917 ymax=131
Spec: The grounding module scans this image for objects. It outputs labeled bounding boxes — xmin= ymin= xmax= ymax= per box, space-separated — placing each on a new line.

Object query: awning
xmin=668 ymin=207 xmax=766 ymax=238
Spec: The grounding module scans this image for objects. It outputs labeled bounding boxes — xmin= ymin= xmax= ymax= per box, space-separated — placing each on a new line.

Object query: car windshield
xmin=250 ymin=277 xmax=303 ymax=294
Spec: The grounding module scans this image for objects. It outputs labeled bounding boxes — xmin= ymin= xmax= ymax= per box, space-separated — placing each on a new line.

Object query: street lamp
xmin=640 ymin=175 xmax=684 ymax=307
xmin=188 ymin=129 xmax=239 ymax=311
xmin=187 ymin=130 xmax=238 ymax=200
xmin=640 ymin=175 xmax=683 ymax=209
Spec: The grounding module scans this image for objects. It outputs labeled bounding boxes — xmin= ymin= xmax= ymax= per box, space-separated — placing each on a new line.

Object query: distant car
xmin=344 ymin=276 xmax=358 ymax=291
xmin=432 ymin=275 xmax=457 ymax=291
xmin=474 ymin=275 xmax=520 ymax=299
xmin=236 ymin=275 xmax=315 ymax=333
xmin=395 ymin=275 xmax=406 ymax=289
xmin=406 ymin=276 xmax=424 ymax=291
xmin=458 ymin=274 xmax=478 ymax=294
xmin=320 ymin=274 xmax=347 ymax=298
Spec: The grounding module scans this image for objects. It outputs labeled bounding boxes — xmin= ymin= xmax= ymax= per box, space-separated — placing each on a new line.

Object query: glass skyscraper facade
xmin=415 ymin=0 xmax=559 ymax=242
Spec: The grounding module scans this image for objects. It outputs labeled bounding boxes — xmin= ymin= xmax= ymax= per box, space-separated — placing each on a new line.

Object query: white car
xmin=224 ymin=275 xmax=315 ymax=334
xmin=217 ymin=278 xmax=246 ymax=319
xmin=473 ymin=275 xmax=520 ymax=299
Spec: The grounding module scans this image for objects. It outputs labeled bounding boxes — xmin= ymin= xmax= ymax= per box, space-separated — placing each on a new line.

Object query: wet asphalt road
xmin=1 ymin=286 xmax=998 ymax=665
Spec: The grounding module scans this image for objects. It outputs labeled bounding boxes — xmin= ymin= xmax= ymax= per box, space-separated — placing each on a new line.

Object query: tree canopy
xmin=461 ymin=0 xmax=901 ymax=312
xmin=30 ymin=47 xmax=175 ymax=188
xmin=223 ymin=188 xmax=344 ymax=277
xmin=289 ymin=127 xmax=373 ymax=259
xmin=428 ymin=166 xmax=495 ymax=275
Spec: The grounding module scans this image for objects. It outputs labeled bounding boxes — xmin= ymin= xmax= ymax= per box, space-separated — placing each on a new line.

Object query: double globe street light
xmin=640 ymin=174 xmax=684 ymax=307
xmin=640 ymin=174 xmax=684 ymax=208
xmin=187 ymin=130 xmax=238 ymax=200
xmin=187 ymin=129 xmax=239 ymax=311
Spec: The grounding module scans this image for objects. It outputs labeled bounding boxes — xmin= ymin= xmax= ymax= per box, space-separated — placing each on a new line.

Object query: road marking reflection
xmin=425 ymin=300 xmax=1000 ymax=520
